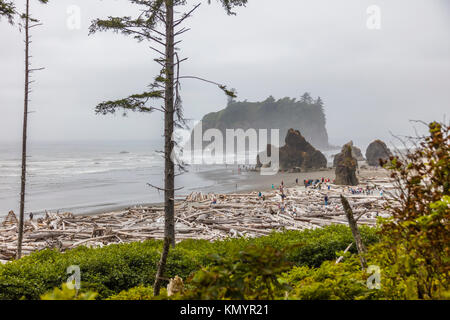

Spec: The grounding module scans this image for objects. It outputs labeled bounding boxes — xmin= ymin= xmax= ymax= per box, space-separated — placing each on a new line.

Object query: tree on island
xmin=89 ymin=0 xmax=247 ymax=295
xmin=300 ymin=92 xmax=313 ymax=104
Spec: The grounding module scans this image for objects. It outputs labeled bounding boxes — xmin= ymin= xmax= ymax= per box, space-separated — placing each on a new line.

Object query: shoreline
xmin=0 ymin=166 xmax=392 ymax=262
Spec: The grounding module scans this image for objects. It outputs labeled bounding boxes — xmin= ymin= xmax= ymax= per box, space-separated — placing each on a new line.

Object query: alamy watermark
xmin=173 ymin=121 xmax=280 ymax=175
xmin=366 ymin=265 xmax=381 ymax=289
xmin=66 ymin=265 xmax=81 ymax=293
xmin=366 ymin=5 xmax=381 ymax=30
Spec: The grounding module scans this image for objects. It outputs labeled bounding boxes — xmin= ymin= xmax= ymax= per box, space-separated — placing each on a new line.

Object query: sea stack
xmin=333 ymin=141 xmax=364 ymax=167
xmin=256 ymin=128 xmax=327 ymax=171
xmin=365 ymin=140 xmax=392 ymax=166
xmin=335 ymin=144 xmax=359 ymax=185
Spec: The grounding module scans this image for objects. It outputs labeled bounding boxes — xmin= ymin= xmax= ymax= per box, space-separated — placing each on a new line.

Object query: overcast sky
xmin=0 ymin=0 xmax=449 ymax=150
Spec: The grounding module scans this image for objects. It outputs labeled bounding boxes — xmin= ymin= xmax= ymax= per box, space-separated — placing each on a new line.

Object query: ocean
xmin=0 ymin=140 xmax=338 ymax=218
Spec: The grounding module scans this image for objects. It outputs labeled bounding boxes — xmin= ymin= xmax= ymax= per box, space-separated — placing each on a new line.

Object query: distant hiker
xmin=324 ymin=195 xmax=329 ymax=206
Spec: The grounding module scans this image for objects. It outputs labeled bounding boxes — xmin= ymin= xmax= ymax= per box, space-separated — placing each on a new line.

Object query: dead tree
xmin=89 ymin=0 xmax=247 ymax=295
xmin=17 ymin=0 xmax=48 ymax=260
xmin=340 ymin=195 xmax=367 ymax=269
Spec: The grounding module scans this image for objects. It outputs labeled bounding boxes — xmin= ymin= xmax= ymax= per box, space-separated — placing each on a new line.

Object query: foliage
xmin=377 ymin=121 xmax=449 ymax=299
xmin=40 ymin=283 xmax=98 ymax=300
xmin=183 ymin=246 xmax=292 ymax=300
xmin=0 ymin=0 xmax=15 ymax=24
xmin=0 ymin=225 xmax=378 ymax=300
xmin=107 ymin=286 xmax=169 ymax=300
xmin=281 ymin=256 xmax=381 ymax=300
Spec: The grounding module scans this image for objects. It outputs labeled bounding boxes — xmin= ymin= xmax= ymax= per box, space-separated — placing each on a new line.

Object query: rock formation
xmin=333 ymin=141 xmax=364 ymax=167
xmin=256 ymin=129 xmax=327 ymax=171
xmin=335 ymin=144 xmax=359 ymax=185
xmin=365 ymin=139 xmax=392 ymax=166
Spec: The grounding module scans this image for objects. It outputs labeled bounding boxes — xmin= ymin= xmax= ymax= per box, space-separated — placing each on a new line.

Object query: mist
xmin=0 ymin=0 xmax=449 ymax=151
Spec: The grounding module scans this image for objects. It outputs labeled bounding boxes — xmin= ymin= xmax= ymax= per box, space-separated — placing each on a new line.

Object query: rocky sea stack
xmin=365 ymin=140 xmax=392 ymax=166
xmin=333 ymin=141 xmax=364 ymax=167
xmin=256 ymin=129 xmax=327 ymax=171
xmin=335 ymin=144 xmax=359 ymax=185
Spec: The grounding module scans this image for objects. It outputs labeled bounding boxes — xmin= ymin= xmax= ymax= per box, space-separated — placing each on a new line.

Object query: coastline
xmin=0 ymin=166 xmax=392 ymax=262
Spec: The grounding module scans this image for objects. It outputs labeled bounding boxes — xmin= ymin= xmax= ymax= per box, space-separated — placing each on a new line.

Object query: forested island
xmin=197 ymin=93 xmax=330 ymax=150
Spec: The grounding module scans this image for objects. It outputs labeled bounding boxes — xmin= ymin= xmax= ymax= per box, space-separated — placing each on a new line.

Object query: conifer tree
xmin=0 ymin=0 xmax=15 ymax=24
xmin=300 ymin=92 xmax=313 ymax=104
xmin=90 ymin=0 xmax=247 ymax=295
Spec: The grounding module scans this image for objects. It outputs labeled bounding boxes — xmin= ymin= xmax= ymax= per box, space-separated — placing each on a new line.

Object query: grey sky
xmin=0 ymin=0 xmax=449 ymax=150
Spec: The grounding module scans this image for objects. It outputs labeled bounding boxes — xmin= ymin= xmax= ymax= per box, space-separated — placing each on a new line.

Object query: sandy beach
xmin=0 ymin=166 xmax=392 ymax=262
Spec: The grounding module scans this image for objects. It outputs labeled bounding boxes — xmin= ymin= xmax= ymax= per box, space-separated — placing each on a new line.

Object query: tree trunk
xmin=153 ymin=0 xmax=175 ymax=296
xmin=17 ymin=0 xmax=30 ymax=260
xmin=340 ymin=195 xmax=367 ymax=269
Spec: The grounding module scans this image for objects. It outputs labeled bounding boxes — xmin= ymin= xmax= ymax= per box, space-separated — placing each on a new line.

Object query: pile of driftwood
xmin=0 ymin=176 xmax=393 ymax=263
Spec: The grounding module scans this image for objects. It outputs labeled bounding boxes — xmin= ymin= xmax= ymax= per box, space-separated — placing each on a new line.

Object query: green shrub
xmin=281 ymin=256 xmax=381 ymax=300
xmin=107 ymin=286 xmax=169 ymax=300
xmin=0 ymin=225 xmax=378 ymax=300
xmin=183 ymin=245 xmax=292 ymax=300
xmin=40 ymin=283 xmax=98 ymax=300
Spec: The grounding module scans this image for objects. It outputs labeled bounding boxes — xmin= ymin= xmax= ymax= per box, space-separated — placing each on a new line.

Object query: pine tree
xmin=89 ymin=0 xmax=247 ymax=295
xmin=0 ymin=0 xmax=15 ymax=24
xmin=300 ymin=92 xmax=313 ymax=104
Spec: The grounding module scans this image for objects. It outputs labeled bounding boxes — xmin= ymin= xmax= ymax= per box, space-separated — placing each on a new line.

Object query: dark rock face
xmin=365 ymin=140 xmax=392 ymax=166
xmin=333 ymin=141 xmax=364 ymax=167
xmin=257 ymin=129 xmax=327 ymax=171
xmin=335 ymin=145 xmax=359 ymax=185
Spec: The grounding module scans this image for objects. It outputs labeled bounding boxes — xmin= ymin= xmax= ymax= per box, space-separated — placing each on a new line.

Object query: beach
xmin=0 ymin=166 xmax=392 ymax=262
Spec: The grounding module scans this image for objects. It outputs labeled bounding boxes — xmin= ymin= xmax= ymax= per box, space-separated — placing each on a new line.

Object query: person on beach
xmin=292 ymin=208 xmax=297 ymax=216
xmin=258 ymin=191 xmax=262 ymax=199
xmin=296 ymin=178 xmax=298 ymax=184
xmin=211 ymin=198 xmax=217 ymax=205
xmin=324 ymin=195 xmax=329 ymax=206
xmin=271 ymin=184 xmax=274 ymax=189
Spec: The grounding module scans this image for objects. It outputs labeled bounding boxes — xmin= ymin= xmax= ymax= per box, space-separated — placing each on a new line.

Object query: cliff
xmin=197 ymin=95 xmax=330 ymax=150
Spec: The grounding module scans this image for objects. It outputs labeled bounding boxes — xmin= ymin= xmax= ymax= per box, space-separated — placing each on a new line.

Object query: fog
xmin=0 ymin=0 xmax=449 ymax=151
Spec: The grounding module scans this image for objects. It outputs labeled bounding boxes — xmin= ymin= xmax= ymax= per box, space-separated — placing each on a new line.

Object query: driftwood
xmin=0 ymin=175 xmax=393 ymax=262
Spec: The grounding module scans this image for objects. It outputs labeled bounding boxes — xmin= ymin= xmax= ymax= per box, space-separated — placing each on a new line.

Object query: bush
xmin=107 ymin=286 xmax=169 ymax=300
xmin=376 ymin=121 xmax=450 ymax=299
xmin=0 ymin=225 xmax=378 ymax=300
xmin=40 ymin=283 xmax=98 ymax=300
xmin=281 ymin=256 xmax=381 ymax=300
xmin=183 ymin=245 xmax=292 ymax=300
